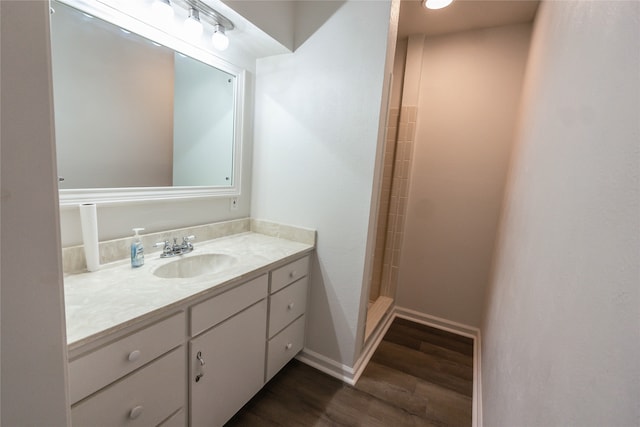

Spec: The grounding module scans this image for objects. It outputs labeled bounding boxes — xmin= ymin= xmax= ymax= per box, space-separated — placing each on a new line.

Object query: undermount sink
xmin=153 ymin=253 xmax=237 ymax=279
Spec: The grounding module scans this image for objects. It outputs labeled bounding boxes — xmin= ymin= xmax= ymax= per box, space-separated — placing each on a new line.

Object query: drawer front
xmin=71 ymin=346 xmax=185 ymax=427
xmin=158 ymin=408 xmax=186 ymax=427
xmin=268 ymin=277 xmax=308 ymax=338
xmin=190 ymin=274 xmax=268 ymax=337
xmin=69 ymin=312 xmax=186 ymax=404
xmin=270 ymin=256 xmax=310 ymax=294
xmin=266 ymin=315 xmax=305 ymax=382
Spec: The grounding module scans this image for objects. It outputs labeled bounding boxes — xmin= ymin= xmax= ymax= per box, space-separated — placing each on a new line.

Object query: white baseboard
xmin=297 ymin=306 xmax=483 ymax=427
xmin=352 ymin=306 xmax=395 ymax=384
xmin=295 ymin=348 xmax=357 ymax=385
xmin=394 ymin=306 xmax=479 ymax=338
xmin=296 ymin=306 xmax=395 ymax=386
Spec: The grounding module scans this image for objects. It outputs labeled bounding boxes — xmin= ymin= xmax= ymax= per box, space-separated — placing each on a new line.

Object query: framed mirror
xmin=51 ymin=0 xmax=245 ymax=205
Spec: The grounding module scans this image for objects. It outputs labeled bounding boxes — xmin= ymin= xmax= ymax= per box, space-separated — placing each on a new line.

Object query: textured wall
xmin=481 ymin=1 xmax=640 ymax=425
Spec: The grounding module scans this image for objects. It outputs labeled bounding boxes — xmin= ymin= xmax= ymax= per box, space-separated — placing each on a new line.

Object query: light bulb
xmin=184 ymin=8 xmax=203 ymax=39
xmin=211 ymin=25 xmax=229 ymax=50
xmin=424 ymin=0 xmax=453 ymax=9
xmin=152 ymin=0 xmax=174 ymax=22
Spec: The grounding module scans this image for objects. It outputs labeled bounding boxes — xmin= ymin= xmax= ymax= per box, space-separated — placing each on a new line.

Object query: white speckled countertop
xmin=64 ymin=232 xmax=313 ymax=349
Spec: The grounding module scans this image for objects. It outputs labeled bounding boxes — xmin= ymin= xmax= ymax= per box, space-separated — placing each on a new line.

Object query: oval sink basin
xmin=153 ymin=253 xmax=237 ymax=279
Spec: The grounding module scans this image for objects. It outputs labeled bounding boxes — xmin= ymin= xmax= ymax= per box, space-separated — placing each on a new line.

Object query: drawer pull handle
xmin=129 ymin=405 xmax=143 ymax=420
xmin=289 ymin=271 xmax=296 ymax=278
xmin=195 ymin=351 xmax=206 ymax=382
xmin=287 ymin=303 xmax=295 ymax=310
xmin=196 ymin=351 xmax=205 ymax=366
xmin=127 ymin=350 xmax=141 ymax=362
xmin=285 ymin=343 xmax=292 ymax=350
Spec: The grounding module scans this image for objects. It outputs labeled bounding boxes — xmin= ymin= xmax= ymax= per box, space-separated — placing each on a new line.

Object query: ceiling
xmin=397 ymin=0 xmax=540 ymax=39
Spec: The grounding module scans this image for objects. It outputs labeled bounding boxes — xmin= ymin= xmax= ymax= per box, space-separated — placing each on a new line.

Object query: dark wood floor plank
xmin=384 ymin=321 xmax=474 ymax=357
xmin=226 ymin=318 xmax=474 ymax=427
xmin=371 ymin=341 xmax=473 ymax=396
xmin=355 ymin=361 xmax=426 ymax=416
xmin=418 ymin=341 xmax=474 ymax=368
xmin=415 ymin=381 xmax=472 ymax=427
xmin=360 ymin=398 xmax=440 ymax=427
xmin=393 ymin=318 xmax=473 ymax=346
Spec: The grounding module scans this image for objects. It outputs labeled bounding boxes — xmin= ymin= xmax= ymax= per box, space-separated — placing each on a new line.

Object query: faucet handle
xmin=182 ymin=235 xmax=195 ymax=252
xmin=155 ymin=240 xmax=173 ymax=258
xmin=154 ymin=240 xmax=170 ymax=248
xmin=155 ymin=240 xmax=171 ymax=252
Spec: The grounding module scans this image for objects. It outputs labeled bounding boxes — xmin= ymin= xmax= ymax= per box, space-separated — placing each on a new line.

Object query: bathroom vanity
xmin=64 ymin=230 xmax=313 ymax=426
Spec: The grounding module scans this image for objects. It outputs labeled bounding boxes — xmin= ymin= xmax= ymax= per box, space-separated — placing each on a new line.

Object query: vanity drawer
xmin=270 ymin=256 xmax=310 ymax=293
xmin=266 ymin=315 xmax=305 ymax=382
xmin=190 ymin=274 xmax=268 ymax=336
xmin=71 ymin=346 xmax=185 ymax=427
xmin=69 ymin=312 xmax=186 ymax=404
xmin=268 ymin=277 xmax=308 ymax=338
xmin=158 ymin=408 xmax=186 ymax=427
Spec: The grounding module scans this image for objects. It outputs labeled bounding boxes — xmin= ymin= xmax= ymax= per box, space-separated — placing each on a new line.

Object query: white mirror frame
xmin=55 ymin=0 xmax=245 ymax=205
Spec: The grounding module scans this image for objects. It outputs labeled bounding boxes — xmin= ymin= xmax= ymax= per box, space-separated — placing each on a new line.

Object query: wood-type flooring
xmin=226 ymin=317 xmax=474 ymax=427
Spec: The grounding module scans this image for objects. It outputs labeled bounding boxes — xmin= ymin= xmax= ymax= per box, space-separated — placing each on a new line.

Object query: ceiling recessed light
xmin=424 ymin=0 xmax=453 ymax=10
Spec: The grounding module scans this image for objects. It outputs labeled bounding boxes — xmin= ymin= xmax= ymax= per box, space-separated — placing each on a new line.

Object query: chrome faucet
xmin=154 ymin=235 xmax=196 ymax=258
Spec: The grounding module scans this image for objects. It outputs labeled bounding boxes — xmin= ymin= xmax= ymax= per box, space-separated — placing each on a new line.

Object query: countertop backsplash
xmin=61 ymin=218 xmax=316 ymax=274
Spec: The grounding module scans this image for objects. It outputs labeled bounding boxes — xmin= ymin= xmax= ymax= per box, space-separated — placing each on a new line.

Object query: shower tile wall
xmin=370 ymin=107 xmax=400 ymax=300
xmin=381 ymin=106 xmax=417 ymax=298
xmin=371 ymin=106 xmax=417 ymax=301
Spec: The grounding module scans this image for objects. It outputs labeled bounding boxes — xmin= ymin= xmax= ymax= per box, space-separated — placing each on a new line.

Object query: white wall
xmin=221 ymin=0 xmax=295 ymax=51
xmin=0 ymin=1 xmax=70 ymax=424
xmin=396 ymin=24 xmax=532 ymax=327
xmin=481 ymin=1 xmax=640 ymax=425
xmin=251 ymin=1 xmax=393 ymax=367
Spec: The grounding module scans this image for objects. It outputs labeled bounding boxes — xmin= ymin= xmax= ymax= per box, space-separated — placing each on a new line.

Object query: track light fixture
xmin=150 ymin=0 xmax=234 ymax=50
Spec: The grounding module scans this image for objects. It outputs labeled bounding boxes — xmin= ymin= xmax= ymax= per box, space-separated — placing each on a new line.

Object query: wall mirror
xmin=51 ymin=0 xmax=245 ymax=205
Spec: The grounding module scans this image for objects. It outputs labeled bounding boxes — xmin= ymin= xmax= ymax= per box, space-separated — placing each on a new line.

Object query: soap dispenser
xmin=131 ymin=228 xmax=145 ymax=268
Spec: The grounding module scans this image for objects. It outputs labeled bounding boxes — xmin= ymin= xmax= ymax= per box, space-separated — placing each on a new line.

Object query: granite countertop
xmin=64 ymin=231 xmax=313 ymax=349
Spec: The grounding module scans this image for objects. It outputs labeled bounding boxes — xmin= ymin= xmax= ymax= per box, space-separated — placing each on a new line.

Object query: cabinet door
xmin=190 ymin=300 xmax=267 ymax=427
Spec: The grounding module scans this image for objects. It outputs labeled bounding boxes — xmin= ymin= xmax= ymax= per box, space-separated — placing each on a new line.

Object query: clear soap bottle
xmin=131 ymin=228 xmax=145 ymax=268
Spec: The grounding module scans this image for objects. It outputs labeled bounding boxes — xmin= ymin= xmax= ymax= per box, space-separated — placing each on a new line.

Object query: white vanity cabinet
xmin=67 ymin=252 xmax=312 ymax=427
xmin=68 ymin=313 xmax=187 ymax=426
xmin=266 ymin=256 xmax=310 ymax=381
xmin=189 ymin=274 xmax=268 ymax=426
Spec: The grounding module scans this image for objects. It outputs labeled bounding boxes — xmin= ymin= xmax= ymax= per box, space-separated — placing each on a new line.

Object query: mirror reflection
xmin=50 ymin=1 xmax=236 ymax=190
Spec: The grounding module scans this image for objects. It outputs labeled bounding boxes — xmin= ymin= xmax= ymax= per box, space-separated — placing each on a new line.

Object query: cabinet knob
xmin=287 ymin=303 xmax=294 ymax=310
xmin=289 ymin=271 xmax=296 ymax=278
xmin=129 ymin=405 xmax=143 ymax=419
xmin=285 ymin=343 xmax=292 ymax=350
xmin=127 ymin=350 xmax=141 ymax=362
